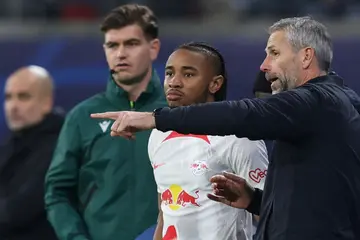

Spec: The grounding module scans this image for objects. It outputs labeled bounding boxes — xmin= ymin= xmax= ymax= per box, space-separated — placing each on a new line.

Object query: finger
xmin=90 ymin=112 xmax=120 ymax=120
xmin=211 ymin=183 xmax=225 ymax=192
xmin=207 ymin=193 xmax=230 ymax=206
xmin=210 ymin=176 xmax=234 ymax=189
xmin=212 ymin=178 xmax=241 ymax=195
xmin=110 ymin=130 xmax=125 ymax=137
xmin=223 ymin=171 xmax=246 ymax=184
xmin=111 ymin=120 xmax=121 ymax=132
xmin=213 ymin=188 xmax=226 ymax=197
xmin=209 ymin=175 xmax=227 ymax=184
xmin=110 ymin=130 xmax=135 ymax=139
xmin=117 ymin=112 xmax=130 ymax=133
xmin=110 ymin=131 xmax=123 ymax=137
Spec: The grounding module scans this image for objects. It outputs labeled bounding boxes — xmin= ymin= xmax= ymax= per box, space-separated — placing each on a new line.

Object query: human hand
xmin=207 ymin=171 xmax=255 ymax=209
xmin=90 ymin=111 xmax=155 ymax=139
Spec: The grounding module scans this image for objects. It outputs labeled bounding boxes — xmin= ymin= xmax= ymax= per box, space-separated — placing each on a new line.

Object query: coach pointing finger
xmin=91 ymin=16 xmax=360 ymax=240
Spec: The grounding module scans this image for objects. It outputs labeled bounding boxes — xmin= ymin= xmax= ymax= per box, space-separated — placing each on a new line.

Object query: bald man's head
xmin=4 ymin=65 xmax=54 ymax=131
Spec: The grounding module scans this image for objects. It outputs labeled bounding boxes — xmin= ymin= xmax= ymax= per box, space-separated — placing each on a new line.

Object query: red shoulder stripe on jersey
xmin=162 ymin=131 xmax=210 ymax=144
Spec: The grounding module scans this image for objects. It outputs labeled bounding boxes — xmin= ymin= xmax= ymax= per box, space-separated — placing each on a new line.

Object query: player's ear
xmin=149 ymin=38 xmax=161 ymax=61
xmin=209 ymin=75 xmax=224 ymax=94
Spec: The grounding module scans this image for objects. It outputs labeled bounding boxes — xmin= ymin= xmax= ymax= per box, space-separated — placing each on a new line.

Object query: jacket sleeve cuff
xmin=153 ymin=107 xmax=172 ymax=132
xmin=245 ymin=188 xmax=263 ymax=215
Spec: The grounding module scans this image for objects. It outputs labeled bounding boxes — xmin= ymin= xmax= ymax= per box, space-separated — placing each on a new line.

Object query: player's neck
xmin=205 ymin=95 xmax=215 ymax=103
xmin=119 ymin=68 xmax=152 ymax=102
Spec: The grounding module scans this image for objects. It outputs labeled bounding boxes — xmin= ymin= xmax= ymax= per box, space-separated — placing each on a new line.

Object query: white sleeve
xmin=148 ymin=130 xmax=155 ymax=165
xmin=148 ymin=129 xmax=156 ymax=166
xmin=147 ymin=130 xmax=160 ymax=193
xmin=228 ymin=138 xmax=269 ymax=189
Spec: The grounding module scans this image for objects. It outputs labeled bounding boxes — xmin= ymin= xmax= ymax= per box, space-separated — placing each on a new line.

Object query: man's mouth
xmin=166 ymin=89 xmax=183 ymax=101
xmin=115 ymin=63 xmax=130 ymax=69
xmin=269 ymin=78 xmax=278 ymax=83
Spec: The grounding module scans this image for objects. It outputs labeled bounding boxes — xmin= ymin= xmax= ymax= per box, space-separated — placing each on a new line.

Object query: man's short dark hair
xmin=100 ymin=4 xmax=158 ymax=40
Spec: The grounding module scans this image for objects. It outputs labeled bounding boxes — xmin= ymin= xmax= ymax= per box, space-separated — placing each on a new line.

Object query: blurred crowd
xmin=0 ymin=0 xmax=360 ymax=21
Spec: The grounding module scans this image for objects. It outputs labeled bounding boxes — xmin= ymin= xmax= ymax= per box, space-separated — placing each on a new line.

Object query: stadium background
xmin=0 ymin=0 xmax=360 ymax=238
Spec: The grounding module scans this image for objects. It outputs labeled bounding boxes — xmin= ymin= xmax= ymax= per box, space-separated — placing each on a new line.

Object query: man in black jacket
xmin=0 ymin=65 xmax=60 ymax=240
xmin=91 ymin=16 xmax=360 ymax=240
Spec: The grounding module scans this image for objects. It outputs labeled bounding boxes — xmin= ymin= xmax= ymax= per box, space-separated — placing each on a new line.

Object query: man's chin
xmin=8 ymin=123 xmax=25 ymax=132
xmin=271 ymin=88 xmax=284 ymax=94
xmin=114 ymin=77 xmax=137 ymax=86
xmin=168 ymin=102 xmax=183 ymax=108
xmin=113 ymin=72 xmax=145 ymax=86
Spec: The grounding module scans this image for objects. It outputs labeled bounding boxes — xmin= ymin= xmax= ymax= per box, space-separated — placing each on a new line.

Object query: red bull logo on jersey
xmin=190 ymin=160 xmax=210 ymax=176
xmin=161 ymin=184 xmax=200 ymax=211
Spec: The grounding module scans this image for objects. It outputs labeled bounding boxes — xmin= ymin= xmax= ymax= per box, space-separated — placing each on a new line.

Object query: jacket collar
xmin=11 ymin=111 xmax=64 ymax=139
xmin=307 ymin=72 xmax=344 ymax=86
xmin=105 ymin=68 xmax=163 ymax=109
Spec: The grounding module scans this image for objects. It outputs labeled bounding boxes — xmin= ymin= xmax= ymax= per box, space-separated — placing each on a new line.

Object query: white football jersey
xmin=148 ymin=130 xmax=268 ymax=240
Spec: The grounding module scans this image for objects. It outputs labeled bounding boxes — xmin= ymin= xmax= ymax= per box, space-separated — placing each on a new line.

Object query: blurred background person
xmin=0 ymin=65 xmax=60 ymax=240
xmin=44 ymin=4 xmax=167 ymax=240
xmin=253 ymin=71 xmax=272 ymax=98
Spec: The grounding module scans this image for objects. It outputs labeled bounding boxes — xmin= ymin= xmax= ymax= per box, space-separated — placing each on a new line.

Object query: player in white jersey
xmin=148 ymin=42 xmax=269 ymax=240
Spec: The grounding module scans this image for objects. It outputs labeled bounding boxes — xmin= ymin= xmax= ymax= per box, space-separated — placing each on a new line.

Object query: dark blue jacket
xmin=154 ymin=74 xmax=360 ymax=240
xmin=0 ymin=112 xmax=63 ymax=240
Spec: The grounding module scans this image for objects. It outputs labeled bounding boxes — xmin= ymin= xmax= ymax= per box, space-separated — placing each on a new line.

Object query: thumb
xmin=207 ymin=193 xmax=230 ymax=206
xmin=223 ymin=171 xmax=246 ymax=184
xmin=90 ymin=111 xmax=120 ymax=120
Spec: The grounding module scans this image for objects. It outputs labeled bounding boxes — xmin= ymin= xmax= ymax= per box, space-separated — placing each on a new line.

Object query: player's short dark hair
xmin=176 ymin=42 xmax=227 ymax=101
xmin=100 ymin=4 xmax=158 ymax=40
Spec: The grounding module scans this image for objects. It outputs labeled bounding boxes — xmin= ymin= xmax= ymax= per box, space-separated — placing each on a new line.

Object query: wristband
xmin=245 ymin=188 xmax=263 ymax=215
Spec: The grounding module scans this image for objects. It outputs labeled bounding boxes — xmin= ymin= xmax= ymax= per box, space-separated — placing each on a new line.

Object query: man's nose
xmin=6 ymin=99 xmax=19 ymax=114
xmin=116 ymin=45 xmax=127 ymax=58
xmin=260 ymin=56 xmax=271 ymax=73
xmin=168 ymin=74 xmax=183 ymax=88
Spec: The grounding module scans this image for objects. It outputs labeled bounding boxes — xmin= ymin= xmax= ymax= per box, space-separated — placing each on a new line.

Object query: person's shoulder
xmin=66 ymin=92 xmax=108 ymax=119
xmin=260 ymin=82 xmax=323 ymax=105
xmin=210 ymin=135 xmax=266 ymax=150
xmin=232 ymin=136 xmax=266 ymax=150
xmin=149 ymin=129 xmax=171 ymax=143
xmin=148 ymin=129 xmax=172 ymax=158
xmin=211 ymin=134 xmax=263 ymax=143
xmin=303 ymin=79 xmax=359 ymax=107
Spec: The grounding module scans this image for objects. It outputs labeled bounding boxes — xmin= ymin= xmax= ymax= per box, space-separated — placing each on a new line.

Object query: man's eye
xmin=165 ymin=72 xmax=173 ymax=77
xmin=271 ymin=51 xmax=279 ymax=56
xmin=18 ymin=93 xmax=31 ymax=101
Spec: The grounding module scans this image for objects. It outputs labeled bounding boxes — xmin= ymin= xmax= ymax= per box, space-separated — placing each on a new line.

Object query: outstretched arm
xmin=154 ymin=87 xmax=319 ymax=141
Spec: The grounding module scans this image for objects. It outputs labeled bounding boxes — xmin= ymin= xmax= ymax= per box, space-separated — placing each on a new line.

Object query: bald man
xmin=0 ymin=66 xmax=61 ymax=240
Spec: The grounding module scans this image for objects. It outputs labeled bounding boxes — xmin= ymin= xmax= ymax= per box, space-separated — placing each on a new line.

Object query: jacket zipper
xmin=129 ymin=100 xmax=135 ymax=233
